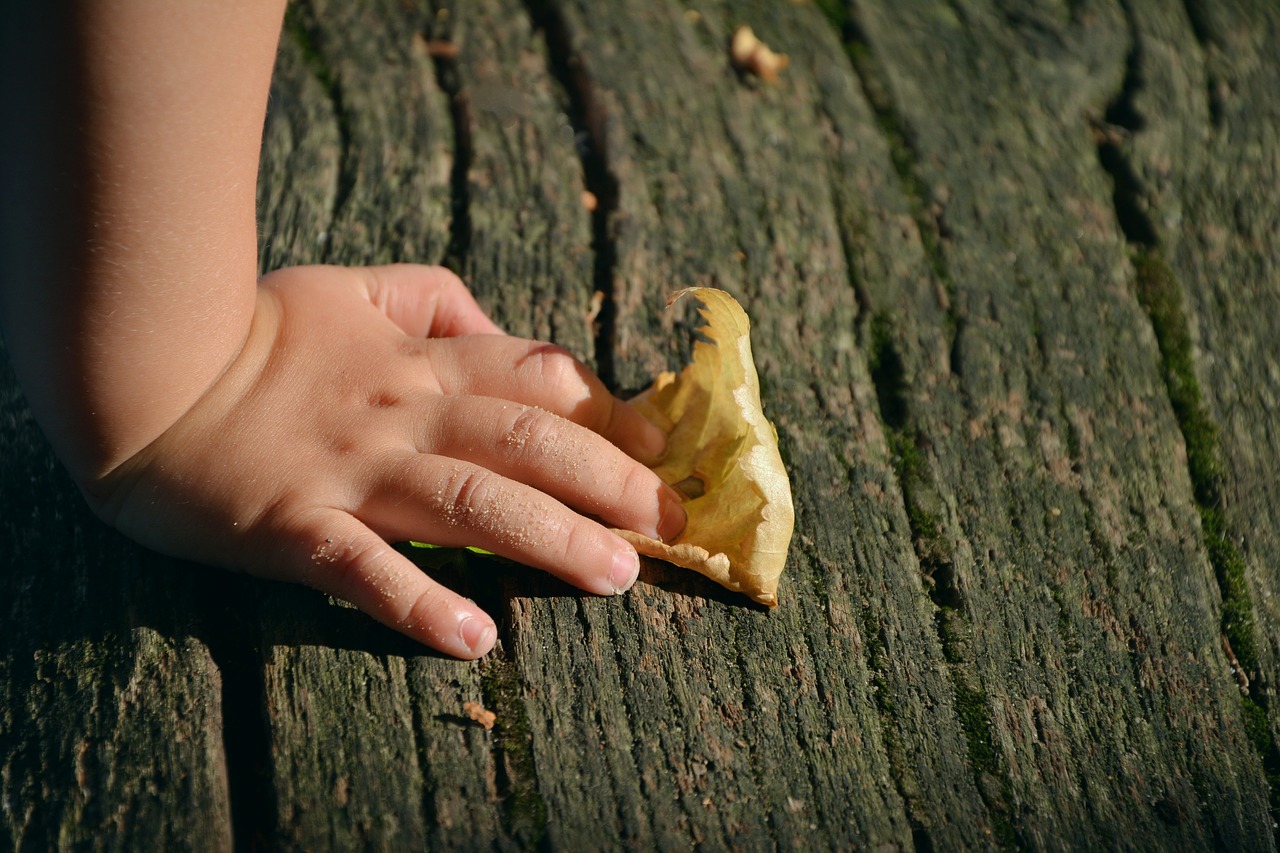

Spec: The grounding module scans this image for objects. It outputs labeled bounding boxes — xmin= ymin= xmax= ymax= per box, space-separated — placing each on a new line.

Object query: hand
xmin=89 ymin=264 xmax=686 ymax=659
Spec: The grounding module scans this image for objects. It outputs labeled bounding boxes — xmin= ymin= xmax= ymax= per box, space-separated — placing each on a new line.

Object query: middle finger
xmin=413 ymin=395 xmax=686 ymax=543
xmin=411 ymin=335 xmax=669 ymax=466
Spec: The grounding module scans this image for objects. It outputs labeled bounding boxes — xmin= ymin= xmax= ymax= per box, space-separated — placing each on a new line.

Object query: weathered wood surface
xmin=3 ymin=0 xmax=1279 ymax=849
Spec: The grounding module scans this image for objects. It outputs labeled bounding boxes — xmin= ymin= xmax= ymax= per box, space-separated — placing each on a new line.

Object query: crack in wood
xmin=479 ymin=650 xmax=548 ymax=846
xmin=819 ymin=6 xmax=1020 ymax=844
xmin=825 ymin=2 xmax=960 ymax=385
xmin=202 ymin=596 xmax=276 ymax=852
xmin=1095 ymin=3 xmax=1280 ymax=837
xmin=1094 ymin=1 xmax=1158 ymax=247
xmin=521 ymin=0 xmax=621 ymax=387
xmin=807 ymin=4 xmax=1016 ymax=846
xmin=284 ymin=0 xmax=353 ymax=263
xmin=1179 ymin=0 xmax=1224 ymax=127
xmin=423 ymin=5 xmax=473 ymax=275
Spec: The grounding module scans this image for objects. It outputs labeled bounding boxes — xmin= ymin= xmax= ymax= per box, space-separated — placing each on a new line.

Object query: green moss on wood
xmin=1200 ymin=506 xmax=1258 ymax=683
xmin=1131 ymin=250 xmax=1259 ymax=686
xmin=865 ymin=312 xmax=1013 ymax=846
xmin=1240 ymin=696 xmax=1280 ymax=827
xmin=1133 ymin=251 xmax=1224 ymax=507
xmin=1131 ymin=247 xmax=1277 ymax=833
xmin=480 ymin=655 xmax=547 ymax=845
xmin=952 ymin=679 xmax=1017 ymax=848
xmin=935 ymin=606 xmax=966 ymax=667
xmin=813 ymin=0 xmax=851 ymax=32
xmin=816 ymin=2 xmax=949 ymax=288
xmin=860 ymin=608 xmax=906 ymax=774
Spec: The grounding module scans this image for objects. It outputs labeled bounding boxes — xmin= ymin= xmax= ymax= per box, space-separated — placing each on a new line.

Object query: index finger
xmin=413 ymin=336 xmax=669 ymax=465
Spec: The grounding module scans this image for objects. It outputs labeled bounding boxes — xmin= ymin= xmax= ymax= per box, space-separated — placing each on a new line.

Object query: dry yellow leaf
xmin=616 ymin=288 xmax=794 ymax=606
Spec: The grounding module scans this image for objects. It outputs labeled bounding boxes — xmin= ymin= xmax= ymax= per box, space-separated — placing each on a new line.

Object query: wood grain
xmin=1123 ymin=0 xmax=1280 ymax=768
xmin=0 ymin=360 xmax=232 ymax=850
xmin=2 ymin=0 xmax=1277 ymax=849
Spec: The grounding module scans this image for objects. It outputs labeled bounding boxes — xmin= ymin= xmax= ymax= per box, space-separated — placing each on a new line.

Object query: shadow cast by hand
xmin=637 ymin=557 xmax=774 ymax=612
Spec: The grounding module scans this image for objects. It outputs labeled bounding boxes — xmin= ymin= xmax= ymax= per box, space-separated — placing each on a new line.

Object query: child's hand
xmin=89 ymin=264 xmax=686 ymax=659
xmin=3 ymin=5 xmax=679 ymax=660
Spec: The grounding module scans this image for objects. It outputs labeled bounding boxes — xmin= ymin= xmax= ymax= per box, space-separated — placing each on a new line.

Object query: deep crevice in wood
xmin=808 ymin=13 xmax=947 ymax=846
xmin=840 ymin=13 xmax=949 ymax=285
xmin=1095 ymin=1 xmax=1158 ymax=247
xmin=202 ymin=598 xmax=276 ymax=853
xmin=832 ymin=14 xmax=1023 ymax=847
xmin=867 ymin=244 xmax=1012 ymax=851
xmin=1130 ymin=249 xmax=1280 ymax=836
xmin=1179 ymin=0 xmax=1224 ymax=127
xmin=284 ymin=1 xmax=353 ymax=262
xmin=815 ymin=5 xmax=1016 ymax=845
xmin=423 ymin=7 xmax=473 ymax=275
xmin=521 ymin=0 xmax=620 ymax=386
xmin=479 ymin=650 xmax=548 ymax=846
xmin=826 ymin=2 xmax=960 ymax=384
xmin=1096 ymin=5 xmax=1280 ymax=835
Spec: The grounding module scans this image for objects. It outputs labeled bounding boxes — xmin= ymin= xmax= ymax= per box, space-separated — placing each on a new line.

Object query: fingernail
xmin=657 ymin=488 xmax=687 ymax=542
xmin=610 ymin=547 xmax=640 ymax=594
xmin=459 ymin=615 xmax=496 ymax=655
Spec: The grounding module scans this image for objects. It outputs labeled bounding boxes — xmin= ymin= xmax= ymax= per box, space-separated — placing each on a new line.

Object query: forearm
xmin=0 ymin=0 xmax=286 ymax=482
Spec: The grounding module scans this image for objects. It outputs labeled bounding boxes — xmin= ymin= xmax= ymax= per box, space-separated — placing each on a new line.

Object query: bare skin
xmin=0 ymin=1 xmax=684 ymax=659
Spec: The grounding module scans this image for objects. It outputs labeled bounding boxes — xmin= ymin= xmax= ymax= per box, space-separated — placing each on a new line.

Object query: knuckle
xmin=596 ymin=394 xmax=623 ymax=437
xmin=311 ymin=532 xmax=393 ymax=597
xmin=247 ymin=500 xmax=326 ymax=578
xmin=435 ymin=465 xmax=498 ymax=526
xmin=618 ymin=459 xmax=660 ymax=507
xmin=503 ymin=406 xmax=564 ymax=458
xmin=362 ymin=265 xmax=389 ymax=306
xmin=402 ymin=584 xmax=444 ymax=631
xmin=529 ymin=345 xmax=589 ymax=398
xmin=396 ymin=336 xmax=431 ymax=359
xmin=434 ymin=266 xmax=467 ymax=296
xmin=554 ymin=516 xmax=601 ymax=567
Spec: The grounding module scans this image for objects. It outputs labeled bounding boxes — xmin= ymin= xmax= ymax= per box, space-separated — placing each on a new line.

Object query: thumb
xmin=361 ymin=264 xmax=505 ymax=338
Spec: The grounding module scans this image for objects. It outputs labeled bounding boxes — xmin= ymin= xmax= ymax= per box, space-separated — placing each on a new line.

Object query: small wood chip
xmin=1221 ymin=634 xmax=1250 ymax=693
xmin=730 ymin=26 xmax=789 ymax=83
xmin=463 ymin=701 xmax=496 ymax=730
xmin=425 ymin=39 xmax=460 ymax=60
xmin=585 ymin=290 xmax=606 ymax=326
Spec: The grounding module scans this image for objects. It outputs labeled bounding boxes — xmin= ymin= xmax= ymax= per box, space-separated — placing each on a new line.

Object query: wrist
xmin=81 ymin=284 xmax=282 ymax=522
